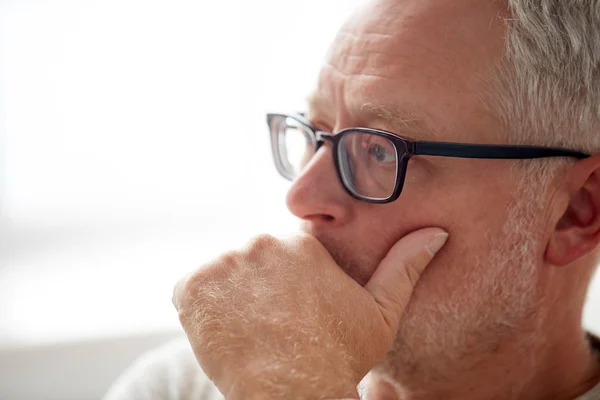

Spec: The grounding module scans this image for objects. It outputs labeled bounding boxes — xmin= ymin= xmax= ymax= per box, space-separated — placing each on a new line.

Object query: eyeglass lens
xmin=273 ymin=116 xmax=399 ymax=200
xmin=337 ymin=132 xmax=398 ymax=199
xmin=277 ymin=117 xmax=316 ymax=177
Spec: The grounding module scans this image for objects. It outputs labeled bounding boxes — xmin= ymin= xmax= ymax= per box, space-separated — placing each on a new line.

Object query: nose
xmin=286 ymin=144 xmax=352 ymax=226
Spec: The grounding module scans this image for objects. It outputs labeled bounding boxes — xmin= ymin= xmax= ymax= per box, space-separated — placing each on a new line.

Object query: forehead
xmin=312 ymin=0 xmax=508 ymax=141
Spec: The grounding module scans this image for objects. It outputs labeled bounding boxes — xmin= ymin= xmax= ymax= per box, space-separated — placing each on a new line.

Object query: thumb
xmin=364 ymin=227 xmax=448 ymax=331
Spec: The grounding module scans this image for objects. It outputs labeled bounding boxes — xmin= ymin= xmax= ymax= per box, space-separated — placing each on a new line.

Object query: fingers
xmin=364 ymin=227 xmax=448 ymax=331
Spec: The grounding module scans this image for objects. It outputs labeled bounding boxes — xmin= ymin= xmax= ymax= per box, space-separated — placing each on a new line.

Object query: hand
xmin=173 ymin=228 xmax=448 ymax=400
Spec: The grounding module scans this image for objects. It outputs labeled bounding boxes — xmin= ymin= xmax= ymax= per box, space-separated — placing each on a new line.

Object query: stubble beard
xmin=374 ymin=188 xmax=546 ymax=396
xmin=309 ymin=194 xmax=544 ymax=396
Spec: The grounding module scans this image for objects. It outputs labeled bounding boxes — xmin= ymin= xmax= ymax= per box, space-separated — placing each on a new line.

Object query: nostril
xmin=301 ymin=214 xmax=337 ymax=224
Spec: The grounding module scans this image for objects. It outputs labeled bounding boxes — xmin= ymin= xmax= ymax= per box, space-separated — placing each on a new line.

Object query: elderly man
xmin=105 ymin=0 xmax=600 ymax=399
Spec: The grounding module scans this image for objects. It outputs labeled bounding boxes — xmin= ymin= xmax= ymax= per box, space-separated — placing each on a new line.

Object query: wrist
xmin=226 ymin=364 xmax=359 ymax=400
xmin=228 ymin=383 xmax=359 ymax=400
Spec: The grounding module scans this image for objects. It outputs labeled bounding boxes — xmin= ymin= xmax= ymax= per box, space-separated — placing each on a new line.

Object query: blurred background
xmin=0 ymin=1 xmax=598 ymax=399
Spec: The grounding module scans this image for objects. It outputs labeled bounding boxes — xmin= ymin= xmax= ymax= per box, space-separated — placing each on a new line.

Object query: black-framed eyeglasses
xmin=267 ymin=113 xmax=590 ymax=204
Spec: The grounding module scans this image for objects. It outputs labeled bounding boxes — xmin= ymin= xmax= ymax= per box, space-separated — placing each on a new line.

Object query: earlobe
xmin=545 ymin=157 xmax=600 ymax=267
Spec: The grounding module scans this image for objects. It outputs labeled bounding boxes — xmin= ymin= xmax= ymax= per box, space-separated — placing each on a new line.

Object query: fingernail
xmin=426 ymin=232 xmax=449 ymax=256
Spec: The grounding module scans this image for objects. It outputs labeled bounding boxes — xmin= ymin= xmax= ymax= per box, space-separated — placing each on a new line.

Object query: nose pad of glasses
xmin=315 ymin=140 xmax=325 ymax=152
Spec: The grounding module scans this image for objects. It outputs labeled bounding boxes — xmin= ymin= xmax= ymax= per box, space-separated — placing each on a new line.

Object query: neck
xmin=366 ymin=262 xmax=600 ymax=400
xmin=365 ymin=260 xmax=600 ymax=400
xmin=367 ymin=329 xmax=599 ymax=400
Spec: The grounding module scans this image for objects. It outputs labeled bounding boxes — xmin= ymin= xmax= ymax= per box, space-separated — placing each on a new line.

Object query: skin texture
xmin=175 ymin=0 xmax=600 ymax=399
xmin=174 ymin=230 xmax=449 ymax=399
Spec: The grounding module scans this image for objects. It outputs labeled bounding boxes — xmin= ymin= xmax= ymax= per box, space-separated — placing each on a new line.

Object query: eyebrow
xmin=306 ymin=91 xmax=433 ymax=138
xmin=359 ymin=101 xmax=429 ymax=135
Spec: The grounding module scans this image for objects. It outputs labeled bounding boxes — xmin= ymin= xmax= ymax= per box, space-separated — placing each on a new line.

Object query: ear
xmin=545 ymin=155 xmax=600 ymax=267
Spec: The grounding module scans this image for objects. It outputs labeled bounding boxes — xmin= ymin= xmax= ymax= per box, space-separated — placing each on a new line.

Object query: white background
xmin=0 ymin=0 xmax=362 ymax=347
xmin=0 ymin=1 xmax=598 ymax=399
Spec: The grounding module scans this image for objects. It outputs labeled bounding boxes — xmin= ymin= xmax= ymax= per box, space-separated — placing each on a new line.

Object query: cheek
xmin=317 ymin=162 xmax=517 ymax=285
xmin=409 ymin=195 xmax=519 ymax=303
xmin=343 ymin=201 xmax=450 ymax=279
xmin=373 ymin=173 xmax=514 ymax=276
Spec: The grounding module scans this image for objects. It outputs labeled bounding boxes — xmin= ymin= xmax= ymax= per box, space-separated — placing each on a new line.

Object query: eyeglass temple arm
xmin=412 ymin=141 xmax=590 ymax=160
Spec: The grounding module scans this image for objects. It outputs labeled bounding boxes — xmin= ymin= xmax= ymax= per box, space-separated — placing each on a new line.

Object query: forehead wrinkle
xmin=335 ymin=28 xmax=444 ymax=64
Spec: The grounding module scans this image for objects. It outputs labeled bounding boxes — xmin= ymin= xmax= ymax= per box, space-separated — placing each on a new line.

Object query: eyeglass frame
xmin=267 ymin=112 xmax=590 ymax=204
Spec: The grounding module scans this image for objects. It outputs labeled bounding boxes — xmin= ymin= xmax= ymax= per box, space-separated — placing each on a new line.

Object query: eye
xmin=368 ymin=142 xmax=396 ymax=163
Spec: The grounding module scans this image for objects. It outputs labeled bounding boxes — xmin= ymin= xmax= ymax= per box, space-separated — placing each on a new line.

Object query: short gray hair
xmin=495 ymin=1 xmax=600 ymax=155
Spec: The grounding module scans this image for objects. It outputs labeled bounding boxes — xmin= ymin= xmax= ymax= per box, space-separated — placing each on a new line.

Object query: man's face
xmin=286 ymin=0 xmax=550 ymax=381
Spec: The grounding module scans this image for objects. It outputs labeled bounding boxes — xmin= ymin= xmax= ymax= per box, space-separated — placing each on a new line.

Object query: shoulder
xmin=103 ymin=338 xmax=223 ymax=400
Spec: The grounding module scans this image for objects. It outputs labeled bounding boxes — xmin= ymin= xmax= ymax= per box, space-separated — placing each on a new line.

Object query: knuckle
xmin=294 ymin=232 xmax=323 ymax=253
xmin=296 ymin=232 xmax=317 ymax=245
xmin=400 ymin=259 xmax=422 ymax=289
xmin=248 ymin=233 xmax=277 ymax=249
xmin=174 ymin=248 xmax=248 ymax=326
xmin=173 ymin=275 xmax=196 ymax=312
xmin=373 ymin=294 xmax=401 ymax=331
xmin=400 ymin=248 xmax=432 ymax=287
xmin=244 ymin=234 xmax=278 ymax=259
xmin=175 ymin=254 xmax=236 ymax=309
xmin=217 ymin=250 xmax=239 ymax=268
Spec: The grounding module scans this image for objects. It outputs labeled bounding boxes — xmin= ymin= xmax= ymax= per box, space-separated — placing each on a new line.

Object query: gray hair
xmin=495 ymin=1 xmax=600 ymax=155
